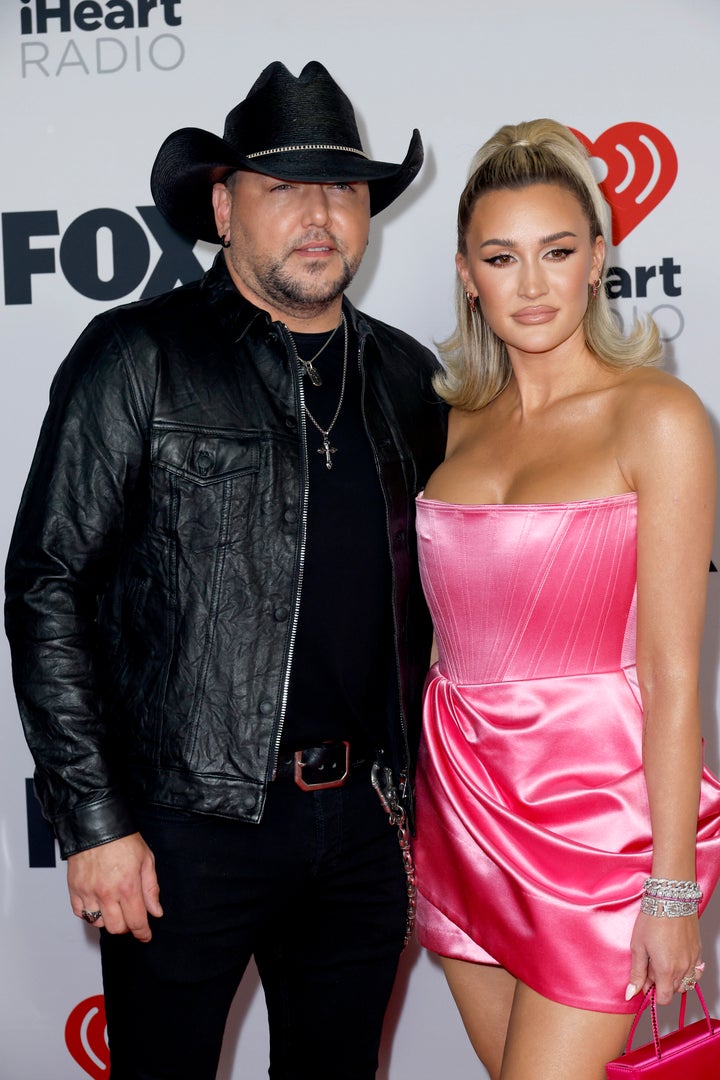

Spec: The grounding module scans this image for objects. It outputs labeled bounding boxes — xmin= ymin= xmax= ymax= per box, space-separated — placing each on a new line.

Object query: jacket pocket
xmin=153 ymin=426 xmax=259 ymax=485
xmin=151 ymin=425 xmax=260 ymax=551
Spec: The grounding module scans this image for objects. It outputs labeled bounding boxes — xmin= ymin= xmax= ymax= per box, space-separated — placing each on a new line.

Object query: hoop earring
xmin=465 ymin=291 xmax=478 ymax=314
xmin=219 ymin=234 xmax=231 ymax=249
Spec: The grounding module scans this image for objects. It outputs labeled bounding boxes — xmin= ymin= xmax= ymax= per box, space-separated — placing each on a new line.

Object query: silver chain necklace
xmin=293 ymin=318 xmax=342 ymax=387
xmin=289 ymin=314 xmax=348 ymax=470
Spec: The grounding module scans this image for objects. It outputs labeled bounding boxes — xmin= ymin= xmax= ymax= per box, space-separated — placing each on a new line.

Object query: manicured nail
xmin=695 ymin=962 xmax=706 ymax=973
xmin=625 ymin=983 xmax=638 ymax=1001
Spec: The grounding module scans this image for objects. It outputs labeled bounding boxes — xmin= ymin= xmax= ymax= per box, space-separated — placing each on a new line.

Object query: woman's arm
xmin=620 ymin=372 xmax=716 ymax=1004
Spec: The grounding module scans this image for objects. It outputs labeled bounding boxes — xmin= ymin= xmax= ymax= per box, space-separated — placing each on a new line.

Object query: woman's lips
xmin=512 ymin=306 xmax=558 ymax=324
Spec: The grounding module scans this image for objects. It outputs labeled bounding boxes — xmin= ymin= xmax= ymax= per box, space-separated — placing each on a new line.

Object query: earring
xmin=219 ymin=234 xmax=231 ymax=248
xmin=465 ymin=291 xmax=477 ymax=314
xmin=592 ymin=277 xmax=601 ymax=299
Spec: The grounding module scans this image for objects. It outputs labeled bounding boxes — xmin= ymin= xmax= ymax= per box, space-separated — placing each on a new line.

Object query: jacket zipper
xmin=268 ymin=324 xmax=311 ymax=779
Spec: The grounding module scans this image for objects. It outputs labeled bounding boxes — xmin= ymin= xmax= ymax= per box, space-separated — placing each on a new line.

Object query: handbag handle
xmin=624 ymin=984 xmax=715 ymax=1059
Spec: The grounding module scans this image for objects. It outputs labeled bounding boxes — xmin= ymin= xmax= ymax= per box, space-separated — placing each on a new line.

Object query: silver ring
xmin=80 ymin=909 xmax=103 ymax=924
xmin=679 ymin=975 xmax=697 ymax=992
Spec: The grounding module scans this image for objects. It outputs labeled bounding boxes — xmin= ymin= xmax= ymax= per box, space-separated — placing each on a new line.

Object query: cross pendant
xmin=318 ymin=435 xmax=337 ymax=470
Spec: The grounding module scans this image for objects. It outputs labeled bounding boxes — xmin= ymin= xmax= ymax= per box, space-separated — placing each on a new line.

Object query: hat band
xmin=246 ymin=143 xmax=369 ymax=160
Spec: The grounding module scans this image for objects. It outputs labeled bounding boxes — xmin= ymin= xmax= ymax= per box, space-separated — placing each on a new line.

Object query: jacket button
xmin=284 ymin=508 xmax=298 ymax=524
xmin=273 ymin=606 xmax=289 ymax=622
xmin=266 ymin=330 xmax=278 ymax=343
xmin=196 ymin=451 xmax=213 ymax=476
xmin=259 ymin=699 xmax=274 ymax=716
xmin=242 ymin=793 xmax=257 ymax=810
xmin=285 ymin=416 xmax=297 ymax=430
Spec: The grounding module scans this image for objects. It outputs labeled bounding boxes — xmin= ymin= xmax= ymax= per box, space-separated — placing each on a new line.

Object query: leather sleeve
xmin=5 ymin=313 xmax=151 ymax=857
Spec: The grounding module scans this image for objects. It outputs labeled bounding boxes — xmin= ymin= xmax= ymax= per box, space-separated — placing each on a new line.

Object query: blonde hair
xmin=436 ymin=119 xmax=661 ymax=410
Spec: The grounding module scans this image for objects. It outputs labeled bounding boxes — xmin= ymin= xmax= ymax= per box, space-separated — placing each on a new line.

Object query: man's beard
xmin=233 ymin=241 xmax=363 ymax=319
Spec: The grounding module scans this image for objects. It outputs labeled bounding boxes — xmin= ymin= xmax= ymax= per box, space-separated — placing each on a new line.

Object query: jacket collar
xmin=201 ymin=252 xmax=268 ymax=342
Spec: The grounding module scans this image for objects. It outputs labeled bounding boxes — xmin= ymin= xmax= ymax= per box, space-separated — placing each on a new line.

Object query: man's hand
xmin=68 ymin=833 xmax=163 ymax=942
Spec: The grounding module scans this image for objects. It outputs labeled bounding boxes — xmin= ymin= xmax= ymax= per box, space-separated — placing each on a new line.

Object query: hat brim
xmin=151 ymin=127 xmax=423 ymax=243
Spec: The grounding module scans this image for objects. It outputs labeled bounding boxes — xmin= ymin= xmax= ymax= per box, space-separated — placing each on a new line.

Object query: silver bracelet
xmin=640 ymin=895 xmax=699 ymax=918
xmin=643 ymin=877 xmax=702 ymax=902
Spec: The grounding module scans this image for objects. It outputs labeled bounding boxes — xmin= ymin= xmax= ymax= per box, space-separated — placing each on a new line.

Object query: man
xmin=5 ymin=61 xmax=446 ymax=1079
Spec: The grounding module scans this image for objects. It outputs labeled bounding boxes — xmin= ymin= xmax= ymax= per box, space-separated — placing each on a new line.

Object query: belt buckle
xmin=293 ymin=741 xmax=350 ymax=791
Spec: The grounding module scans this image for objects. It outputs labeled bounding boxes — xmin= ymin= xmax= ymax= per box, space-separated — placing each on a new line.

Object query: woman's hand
xmin=626 ymin=911 xmax=702 ymax=1005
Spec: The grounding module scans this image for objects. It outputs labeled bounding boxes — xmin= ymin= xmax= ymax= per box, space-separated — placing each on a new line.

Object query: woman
xmin=413 ymin=119 xmax=720 ymax=1079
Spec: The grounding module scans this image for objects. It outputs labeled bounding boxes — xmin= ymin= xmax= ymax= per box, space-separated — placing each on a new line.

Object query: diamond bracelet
xmin=643 ymin=877 xmax=702 ymax=901
xmin=640 ymin=877 xmax=702 ymax=917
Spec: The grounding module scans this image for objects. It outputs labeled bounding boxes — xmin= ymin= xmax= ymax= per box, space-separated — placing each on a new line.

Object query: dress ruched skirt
xmin=413 ymin=493 xmax=720 ymax=1014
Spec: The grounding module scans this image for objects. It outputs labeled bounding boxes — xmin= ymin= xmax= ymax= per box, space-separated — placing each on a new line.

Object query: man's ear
xmin=211 ymin=182 xmax=232 ymax=239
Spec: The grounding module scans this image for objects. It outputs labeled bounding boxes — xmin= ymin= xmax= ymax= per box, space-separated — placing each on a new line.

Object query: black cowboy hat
xmin=150 ymin=60 xmax=424 ymax=244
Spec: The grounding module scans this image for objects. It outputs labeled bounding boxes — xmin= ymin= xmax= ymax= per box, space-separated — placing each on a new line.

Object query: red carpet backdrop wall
xmin=1 ymin=1 xmax=718 ymax=1077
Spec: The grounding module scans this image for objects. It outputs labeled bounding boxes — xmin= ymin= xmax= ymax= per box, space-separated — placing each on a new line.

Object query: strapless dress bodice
xmin=416 ymin=491 xmax=638 ymax=685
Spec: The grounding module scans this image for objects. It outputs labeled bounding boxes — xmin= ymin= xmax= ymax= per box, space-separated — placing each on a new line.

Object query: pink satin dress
xmin=413 ymin=492 xmax=720 ymax=1013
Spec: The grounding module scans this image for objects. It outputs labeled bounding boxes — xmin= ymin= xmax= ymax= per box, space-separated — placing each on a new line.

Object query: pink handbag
xmin=606 ymin=985 xmax=720 ymax=1076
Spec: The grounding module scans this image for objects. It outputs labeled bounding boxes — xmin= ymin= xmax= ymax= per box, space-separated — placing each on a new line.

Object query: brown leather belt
xmin=274 ymin=741 xmax=370 ymax=791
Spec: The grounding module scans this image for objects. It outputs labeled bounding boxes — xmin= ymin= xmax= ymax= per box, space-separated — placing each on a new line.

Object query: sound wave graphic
xmin=570 ymin=124 xmax=678 ymax=244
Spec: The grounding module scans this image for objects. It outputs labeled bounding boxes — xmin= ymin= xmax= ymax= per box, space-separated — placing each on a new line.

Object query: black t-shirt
xmin=281 ymin=322 xmax=394 ymax=754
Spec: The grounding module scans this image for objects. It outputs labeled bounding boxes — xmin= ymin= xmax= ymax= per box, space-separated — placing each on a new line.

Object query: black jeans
xmin=100 ymin=764 xmax=408 ymax=1079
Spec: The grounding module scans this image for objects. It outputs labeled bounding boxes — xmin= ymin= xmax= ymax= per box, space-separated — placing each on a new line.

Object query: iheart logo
xmin=571 ymin=124 xmax=678 ymax=245
xmin=65 ymin=995 xmax=110 ymax=1078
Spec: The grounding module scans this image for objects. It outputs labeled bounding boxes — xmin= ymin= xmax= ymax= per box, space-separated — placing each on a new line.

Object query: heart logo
xmin=65 ymin=995 xmax=110 ymax=1078
xmin=570 ymin=124 xmax=678 ymax=245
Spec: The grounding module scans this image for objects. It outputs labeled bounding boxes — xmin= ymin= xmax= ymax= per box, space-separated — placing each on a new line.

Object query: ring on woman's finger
xmin=679 ymin=975 xmax=697 ymax=993
xmin=80 ymin=909 xmax=103 ymax=924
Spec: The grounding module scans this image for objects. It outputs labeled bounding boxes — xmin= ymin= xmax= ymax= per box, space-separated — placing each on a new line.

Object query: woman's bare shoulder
xmin=614 ymin=366 xmax=710 ymax=431
xmin=613 ymin=367 xmax=714 ymax=488
xmin=615 ymin=364 xmax=701 ymax=400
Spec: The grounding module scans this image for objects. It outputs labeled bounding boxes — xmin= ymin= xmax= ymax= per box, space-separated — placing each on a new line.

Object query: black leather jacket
xmin=5 ymin=257 xmax=446 ymax=858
